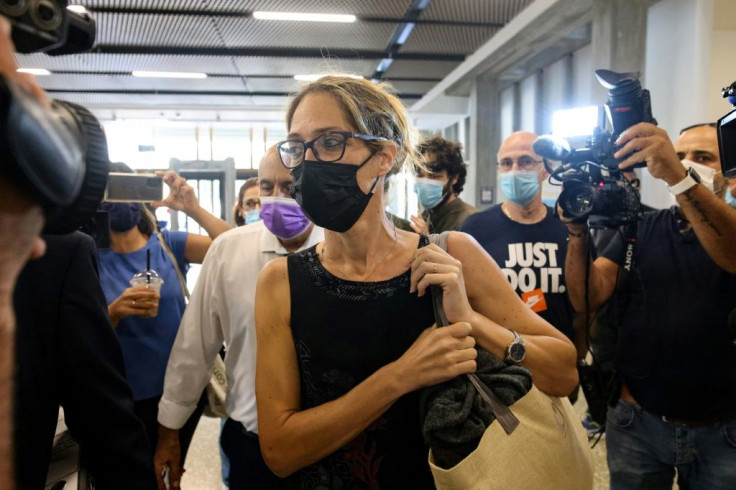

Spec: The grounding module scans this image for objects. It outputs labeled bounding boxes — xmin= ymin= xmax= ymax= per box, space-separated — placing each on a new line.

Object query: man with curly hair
xmin=411 ymin=136 xmax=478 ymax=234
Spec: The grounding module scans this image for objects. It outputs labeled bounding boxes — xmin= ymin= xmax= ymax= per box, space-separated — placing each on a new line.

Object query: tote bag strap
xmin=428 ymin=232 xmax=520 ymax=434
xmin=157 ymin=232 xmax=190 ymax=301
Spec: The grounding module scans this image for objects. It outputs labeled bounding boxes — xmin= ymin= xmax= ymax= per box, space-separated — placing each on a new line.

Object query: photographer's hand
xmin=0 ymin=17 xmax=49 ymax=106
xmin=0 ymin=16 xmax=49 ymax=278
xmin=613 ymin=122 xmax=686 ymax=186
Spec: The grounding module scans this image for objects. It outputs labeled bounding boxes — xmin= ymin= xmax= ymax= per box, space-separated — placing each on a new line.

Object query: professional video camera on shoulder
xmin=717 ymin=81 xmax=736 ymax=179
xmin=533 ymin=69 xmax=657 ymax=228
xmin=0 ymin=0 xmax=107 ymax=235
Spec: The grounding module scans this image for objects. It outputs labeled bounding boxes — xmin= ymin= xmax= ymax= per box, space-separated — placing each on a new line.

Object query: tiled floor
xmin=181 ymin=397 xmax=613 ymax=489
xmin=181 ymin=416 xmax=224 ymax=489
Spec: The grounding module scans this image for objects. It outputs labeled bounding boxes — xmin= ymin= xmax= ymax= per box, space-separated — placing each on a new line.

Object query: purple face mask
xmin=260 ymin=196 xmax=311 ymax=239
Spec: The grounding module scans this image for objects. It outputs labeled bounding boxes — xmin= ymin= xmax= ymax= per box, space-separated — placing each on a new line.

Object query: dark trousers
xmin=133 ymin=391 xmax=206 ymax=466
xmin=221 ymin=418 xmax=281 ymax=490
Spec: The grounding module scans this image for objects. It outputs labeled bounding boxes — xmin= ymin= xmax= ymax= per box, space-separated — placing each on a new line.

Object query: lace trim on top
xmin=297 ymin=236 xmax=428 ymax=301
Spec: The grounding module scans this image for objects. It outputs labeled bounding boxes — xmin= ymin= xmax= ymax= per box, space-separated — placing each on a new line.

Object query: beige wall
xmin=708 ymin=0 xmax=736 ymax=121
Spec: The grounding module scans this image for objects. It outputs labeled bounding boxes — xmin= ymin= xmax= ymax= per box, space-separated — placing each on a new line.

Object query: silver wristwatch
xmin=505 ymin=330 xmax=526 ymax=364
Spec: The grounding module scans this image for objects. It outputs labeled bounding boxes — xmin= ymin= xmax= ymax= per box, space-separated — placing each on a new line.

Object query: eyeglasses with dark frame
xmin=277 ymin=131 xmax=388 ymax=169
xmin=497 ymin=156 xmax=543 ymax=172
xmin=242 ymin=198 xmax=261 ymax=210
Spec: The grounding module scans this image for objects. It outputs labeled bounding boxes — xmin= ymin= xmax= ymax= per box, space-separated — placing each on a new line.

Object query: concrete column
xmin=512 ymin=82 xmax=522 ymax=133
xmin=469 ymin=76 xmax=500 ymax=209
xmin=590 ymin=0 xmax=650 ymax=101
xmin=642 ymin=0 xmax=714 ymax=208
xmin=534 ymin=71 xmax=545 ymax=135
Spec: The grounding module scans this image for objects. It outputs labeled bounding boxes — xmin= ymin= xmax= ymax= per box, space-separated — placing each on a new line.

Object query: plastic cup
xmin=130 ymin=270 xmax=164 ymax=318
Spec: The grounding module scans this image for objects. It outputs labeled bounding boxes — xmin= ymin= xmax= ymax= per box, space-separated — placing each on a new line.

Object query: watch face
xmin=688 ymin=167 xmax=702 ymax=184
xmin=509 ymin=343 xmax=526 ymax=362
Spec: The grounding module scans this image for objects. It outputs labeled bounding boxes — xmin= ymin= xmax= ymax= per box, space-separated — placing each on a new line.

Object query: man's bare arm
xmin=564 ymin=225 xmax=620 ymax=313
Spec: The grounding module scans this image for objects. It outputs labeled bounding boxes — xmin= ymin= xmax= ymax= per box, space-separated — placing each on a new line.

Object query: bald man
xmin=461 ymin=131 xmax=579 ymax=365
xmin=563 ymin=122 xmax=736 ymax=489
xmin=154 ymin=147 xmax=324 ymax=489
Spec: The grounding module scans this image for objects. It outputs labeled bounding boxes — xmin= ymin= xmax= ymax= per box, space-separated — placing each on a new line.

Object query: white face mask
xmin=681 ymin=159 xmax=717 ymax=193
xmin=670 ymin=159 xmax=721 ymax=206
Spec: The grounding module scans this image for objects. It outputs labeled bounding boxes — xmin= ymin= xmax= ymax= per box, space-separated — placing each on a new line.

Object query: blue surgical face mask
xmin=726 ymin=187 xmax=736 ymax=208
xmin=500 ymin=170 xmax=540 ymax=206
xmin=245 ymin=209 xmax=261 ymax=225
xmin=414 ymin=177 xmax=445 ymax=209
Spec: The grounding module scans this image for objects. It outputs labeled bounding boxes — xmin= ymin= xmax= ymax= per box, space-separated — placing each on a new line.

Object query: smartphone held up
xmin=104 ymin=173 xmax=164 ymax=203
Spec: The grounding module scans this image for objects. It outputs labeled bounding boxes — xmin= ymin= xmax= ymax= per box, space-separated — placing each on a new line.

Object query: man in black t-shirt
xmin=563 ymin=123 xmax=736 ymax=489
xmin=462 ymin=131 xmax=578 ymax=349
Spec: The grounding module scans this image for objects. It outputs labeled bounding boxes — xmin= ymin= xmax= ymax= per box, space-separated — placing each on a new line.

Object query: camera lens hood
xmin=2 ymin=74 xmax=84 ymax=206
xmin=43 ymin=100 xmax=109 ymax=235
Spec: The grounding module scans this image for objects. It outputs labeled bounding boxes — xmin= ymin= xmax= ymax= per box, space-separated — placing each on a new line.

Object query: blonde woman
xmin=255 ymin=76 xmax=577 ymax=488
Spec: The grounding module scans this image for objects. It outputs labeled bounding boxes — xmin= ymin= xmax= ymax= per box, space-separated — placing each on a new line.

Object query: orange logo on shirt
xmin=522 ymin=288 xmax=547 ymax=313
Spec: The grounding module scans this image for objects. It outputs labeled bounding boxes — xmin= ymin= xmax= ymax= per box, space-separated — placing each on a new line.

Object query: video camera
xmin=717 ymin=81 xmax=736 ymax=179
xmin=533 ymin=69 xmax=657 ymax=228
xmin=0 ymin=0 xmax=108 ymax=235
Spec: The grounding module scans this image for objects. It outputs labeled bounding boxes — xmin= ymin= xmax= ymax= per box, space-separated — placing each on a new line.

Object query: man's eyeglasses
xmin=277 ymin=131 xmax=388 ymax=169
xmin=497 ymin=156 xmax=543 ymax=172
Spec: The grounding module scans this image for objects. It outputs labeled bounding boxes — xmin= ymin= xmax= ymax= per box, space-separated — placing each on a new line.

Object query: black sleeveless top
xmin=286 ymin=236 xmax=436 ymax=489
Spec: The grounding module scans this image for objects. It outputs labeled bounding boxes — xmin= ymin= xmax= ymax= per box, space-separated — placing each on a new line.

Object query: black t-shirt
xmin=461 ymin=204 xmax=575 ymax=340
xmin=602 ymin=207 xmax=736 ymax=421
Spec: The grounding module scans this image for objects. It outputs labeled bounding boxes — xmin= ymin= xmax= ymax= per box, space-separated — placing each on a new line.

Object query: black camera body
xmin=1 ymin=0 xmax=105 ymax=235
xmin=0 ymin=0 xmax=95 ymax=54
xmin=533 ymin=70 xmax=656 ymax=228
xmin=717 ymin=81 xmax=736 ymax=179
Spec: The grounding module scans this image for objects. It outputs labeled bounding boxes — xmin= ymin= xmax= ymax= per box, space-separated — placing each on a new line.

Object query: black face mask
xmin=98 ymin=202 xmax=142 ymax=232
xmin=290 ymin=154 xmax=379 ymax=233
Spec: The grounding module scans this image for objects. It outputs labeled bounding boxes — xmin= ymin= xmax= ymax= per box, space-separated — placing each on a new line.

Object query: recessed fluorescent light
xmin=294 ymin=73 xmax=363 ymax=82
xmin=253 ymin=11 xmax=356 ymax=23
xmin=17 ymin=68 xmax=51 ymax=76
xmin=67 ymin=5 xmax=88 ymax=14
xmin=132 ymin=71 xmax=207 ymax=79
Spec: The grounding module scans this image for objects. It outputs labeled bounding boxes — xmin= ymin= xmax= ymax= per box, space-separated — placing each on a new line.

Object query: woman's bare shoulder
xmin=446 ymin=231 xmax=488 ymax=259
xmin=259 ymin=256 xmax=289 ymax=283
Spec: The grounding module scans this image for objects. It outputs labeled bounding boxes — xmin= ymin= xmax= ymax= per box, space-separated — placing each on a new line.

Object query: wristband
xmin=667 ymin=167 xmax=701 ymax=195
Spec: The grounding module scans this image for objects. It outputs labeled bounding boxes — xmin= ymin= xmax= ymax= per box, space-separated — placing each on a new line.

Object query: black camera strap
xmin=580 ymin=220 xmax=638 ymax=432
xmin=607 ymin=220 xmax=639 ymax=404
xmin=611 ymin=220 xmax=639 ymax=334
xmin=618 ymin=221 xmax=639 ymax=280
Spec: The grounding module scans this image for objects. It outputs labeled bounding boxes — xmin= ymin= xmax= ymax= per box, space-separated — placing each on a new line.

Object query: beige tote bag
xmin=428 ymin=385 xmax=593 ymax=489
xmin=427 ymin=232 xmax=593 ymax=489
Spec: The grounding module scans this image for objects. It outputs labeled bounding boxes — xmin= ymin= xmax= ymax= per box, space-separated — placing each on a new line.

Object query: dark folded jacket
xmin=420 ymin=349 xmax=533 ymax=468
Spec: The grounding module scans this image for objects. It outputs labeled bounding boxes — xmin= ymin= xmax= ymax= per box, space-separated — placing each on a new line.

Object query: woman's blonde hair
xmin=285 ymin=75 xmax=423 ymax=175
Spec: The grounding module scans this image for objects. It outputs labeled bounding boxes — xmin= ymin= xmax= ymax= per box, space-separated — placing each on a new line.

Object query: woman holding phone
xmin=97 ymin=162 xmax=231 ymax=464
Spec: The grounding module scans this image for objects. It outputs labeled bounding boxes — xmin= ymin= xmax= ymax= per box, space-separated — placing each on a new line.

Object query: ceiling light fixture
xmin=253 ymin=11 xmax=356 ymax=23
xmin=132 ymin=71 xmax=207 ymax=79
xmin=294 ymin=73 xmax=363 ymax=82
xmin=66 ymin=5 xmax=88 ymax=14
xmin=17 ymin=68 xmax=51 ymax=76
